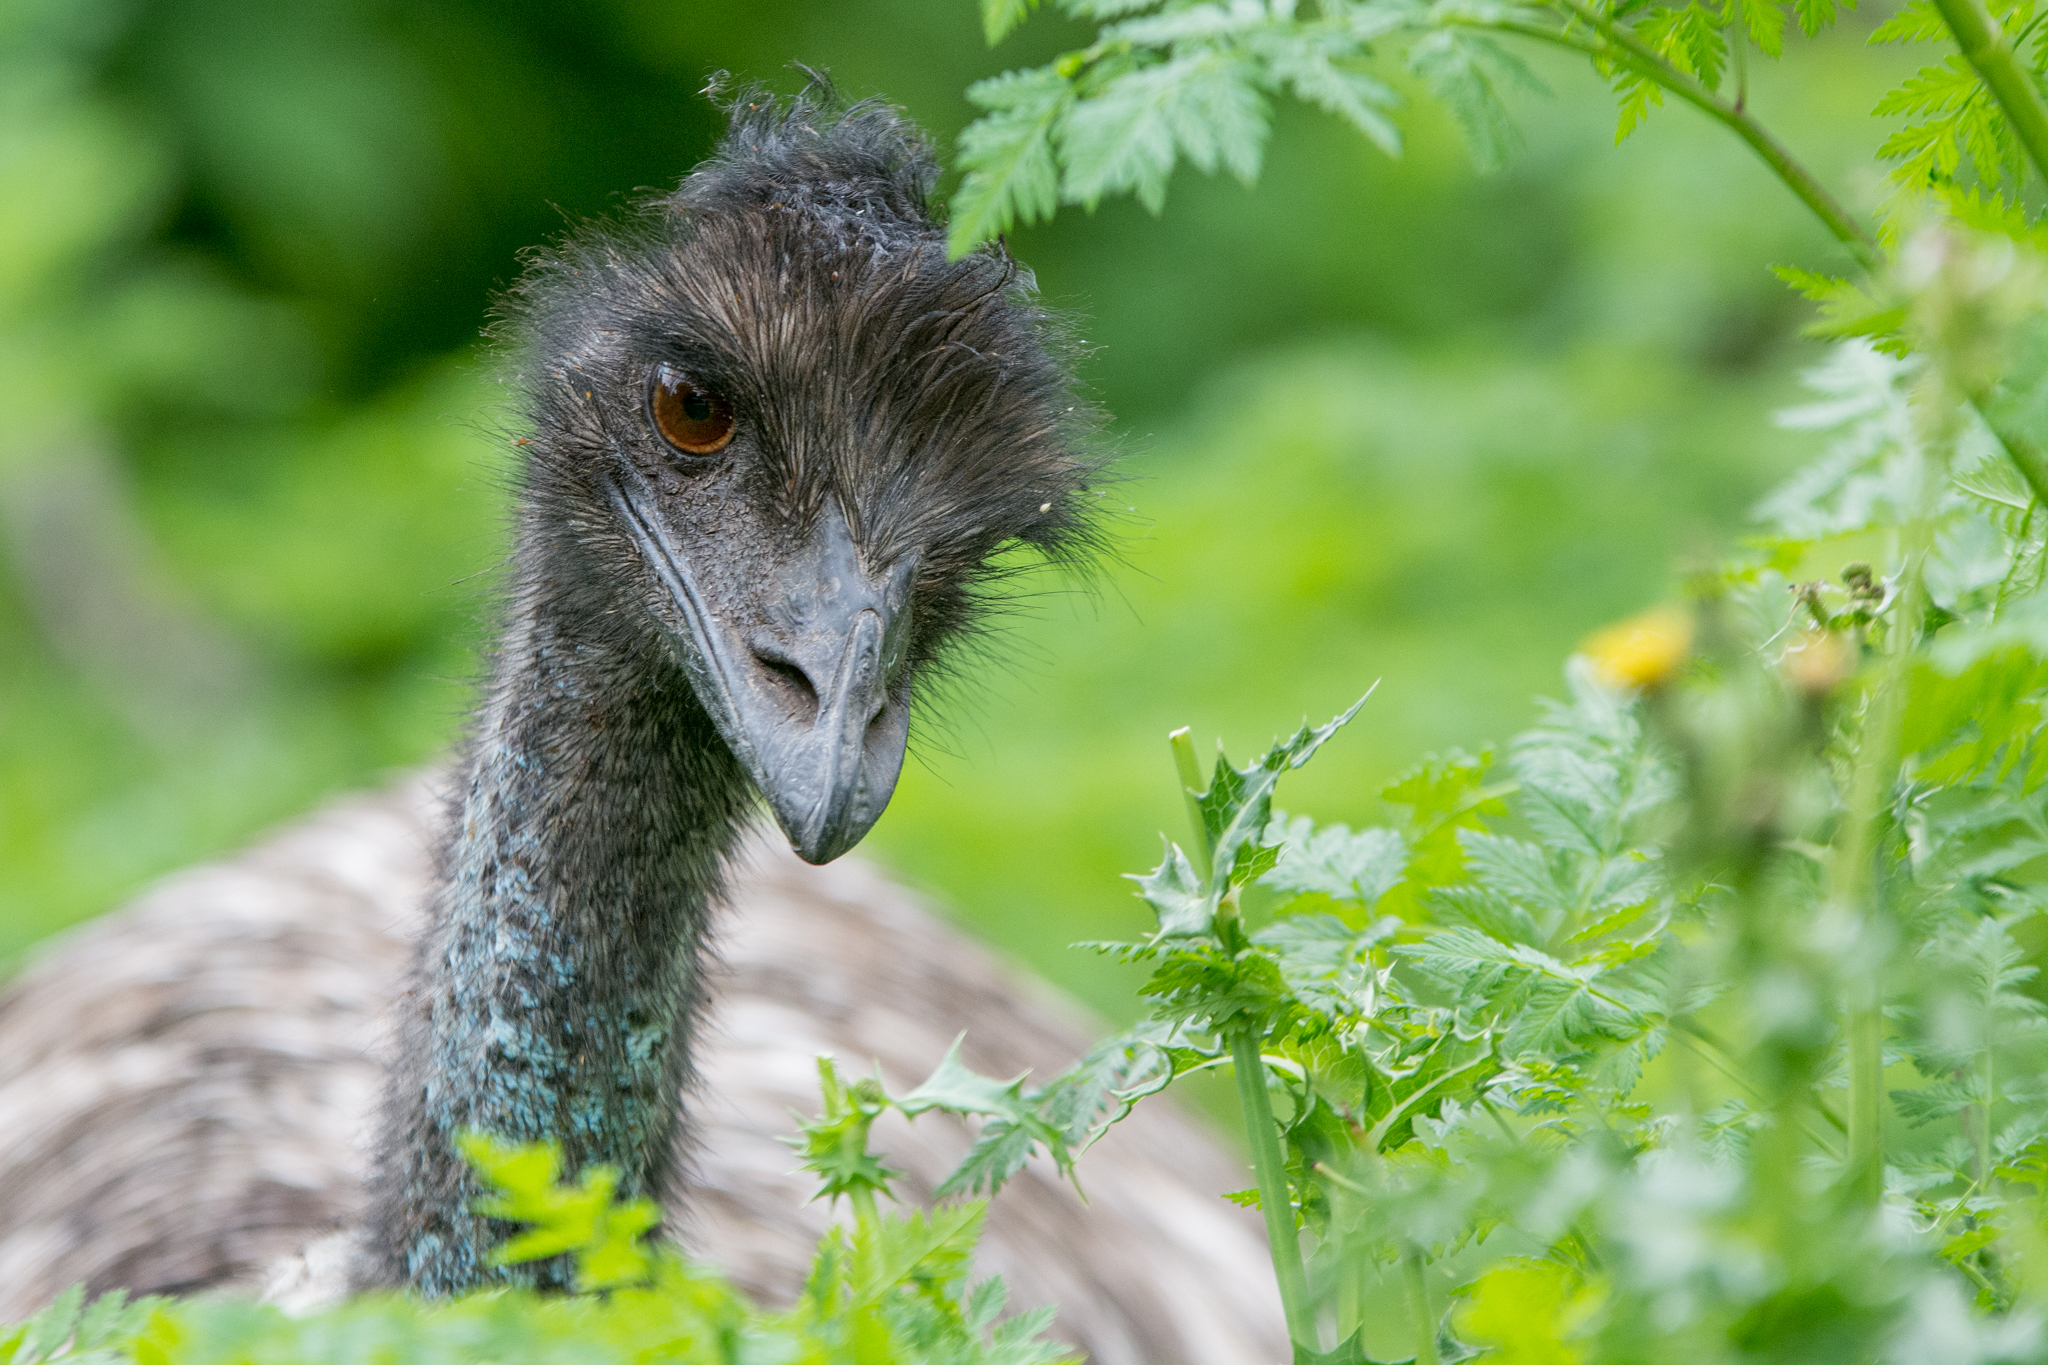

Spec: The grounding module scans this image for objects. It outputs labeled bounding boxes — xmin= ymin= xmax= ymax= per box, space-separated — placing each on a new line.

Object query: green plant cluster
xmin=1 ymin=1125 xmax=1074 ymax=1365
xmin=944 ymin=0 xmax=2046 ymax=261
xmin=866 ymin=273 xmax=2048 ymax=1362
xmin=902 ymin=0 xmax=2048 ymax=1361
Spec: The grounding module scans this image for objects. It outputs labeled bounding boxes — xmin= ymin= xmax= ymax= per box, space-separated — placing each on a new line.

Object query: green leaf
xmin=1103 ymin=3 xmax=1267 ymax=45
xmin=1432 ymin=882 xmax=1545 ymax=947
xmin=1062 ymin=0 xmax=1169 ymax=15
xmin=1453 ymin=1258 xmax=1596 ymax=1362
xmin=1892 ymin=1075 xmax=1988 ymax=1125
xmin=1259 ymin=39 xmax=1403 ymax=155
xmin=1772 ymin=265 xmax=1906 ymax=341
xmin=1130 ymin=838 xmax=1215 ymax=937
xmin=983 ymin=0 xmax=1041 ymax=44
xmin=1382 ymin=746 xmax=1508 ymax=902
xmin=1869 ymin=0 xmax=1944 ymax=42
xmin=1732 ymin=0 xmax=1788 ymax=57
xmin=1611 ymin=71 xmax=1663 ymax=144
xmin=937 ymin=1123 xmax=1044 ymax=1198
xmin=1871 ymin=56 xmax=2027 ymax=195
xmin=1260 ymin=816 xmax=1409 ymax=905
xmin=1502 ymin=973 xmax=1642 ymax=1057
xmin=1254 ymin=912 xmax=1396 ymax=1013
xmin=10 ymin=1286 xmax=82 ymax=1365
xmin=1874 ymin=58 xmax=1983 ymax=118
xmin=1636 ymin=3 xmax=1728 ymax=90
xmin=950 ymin=67 xmax=1075 ymax=255
xmin=1408 ymin=29 xmax=1526 ymax=169
xmin=782 ymin=1057 xmax=903 ymax=1209
xmin=1060 ymin=52 xmax=1272 ymax=213
xmin=460 ymin=1133 xmax=660 ymax=1291
xmin=849 ymin=1203 xmax=988 ymax=1310
xmin=899 ymin=1037 xmax=1034 ymax=1119
xmin=1793 ymin=0 xmax=1845 ymax=36
xmin=1192 ymin=691 xmax=1374 ymax=904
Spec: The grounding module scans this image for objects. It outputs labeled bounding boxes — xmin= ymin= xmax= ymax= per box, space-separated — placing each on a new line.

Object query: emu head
xmin=508 ymin=93 xmax=1098 ymax=865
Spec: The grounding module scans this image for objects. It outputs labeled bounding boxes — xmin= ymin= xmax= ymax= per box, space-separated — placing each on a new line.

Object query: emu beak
xmin=608 ymin=478 xmax=915 ymax=864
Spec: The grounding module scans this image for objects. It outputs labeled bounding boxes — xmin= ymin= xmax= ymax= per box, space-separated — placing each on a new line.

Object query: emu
xmin=0 ymin=93 xmax=1286 ymax=1363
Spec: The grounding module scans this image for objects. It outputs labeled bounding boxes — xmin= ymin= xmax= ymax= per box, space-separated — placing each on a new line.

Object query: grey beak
xmin=734 ymin=504 xmax=915 ymax=862
xmin=608 ymin=478 xmax=914 ymax=864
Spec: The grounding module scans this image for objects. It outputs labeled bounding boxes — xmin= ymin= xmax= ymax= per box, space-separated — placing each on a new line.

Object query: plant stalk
xmin=1549 ymin=0 xmax=1880 ymax=267
xmin=1232 ymin=1021 xmax=1322 ymax=1357
xmin=1169 ymin=727 xmax=1319 ymax=1353
xmin=848 ymin=1183 xmax=879 ymax=1233
xmin=1834 ymin=698 xmax=1895 ymax=1209
xmin=1928 ymin=0 xmax=2048 ymax=189
xmin=1833 ymin=554 xmax=1921 ymax=1205
xmin=1404 ymin=1248 xmax=1442 ymax=1365
xmin=1845 ymin=993 xmax=1885 ymax=1203
xmin=1170 ymin=726 xmax=1215 ymax=883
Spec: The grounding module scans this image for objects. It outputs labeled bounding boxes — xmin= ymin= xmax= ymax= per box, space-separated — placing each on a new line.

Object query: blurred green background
xmin=0 ymin=0 xmax=1908 ymax=1016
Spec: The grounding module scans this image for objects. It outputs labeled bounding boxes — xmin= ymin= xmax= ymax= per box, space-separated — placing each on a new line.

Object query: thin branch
xmin=1549 ymin=0 xmax=1880 ymax=267
xmin=1675 ymin=1022 xmax=1846 ymax=1156
xmin=1231 ymin=1023 xmax=1324 ymax=1358
xmin=1929 ymin=0 xmax=2048 ymax=188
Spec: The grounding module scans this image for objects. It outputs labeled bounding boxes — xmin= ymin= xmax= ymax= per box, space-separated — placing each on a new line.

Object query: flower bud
xmin=1782 ymin=630 xmax=1856 ymax=698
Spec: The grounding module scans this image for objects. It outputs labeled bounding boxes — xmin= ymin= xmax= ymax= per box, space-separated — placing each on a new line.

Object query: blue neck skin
xmin=360 ymin=559 xmax=752 ymax=1295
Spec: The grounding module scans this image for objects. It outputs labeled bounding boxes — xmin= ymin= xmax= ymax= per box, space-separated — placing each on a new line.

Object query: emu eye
xmin=649 ymin=369 xmax=735 ymax=455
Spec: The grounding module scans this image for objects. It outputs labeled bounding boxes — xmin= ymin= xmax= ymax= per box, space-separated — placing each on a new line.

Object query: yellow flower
xmin=1581 ymin=605 xmax=1693 ymax=691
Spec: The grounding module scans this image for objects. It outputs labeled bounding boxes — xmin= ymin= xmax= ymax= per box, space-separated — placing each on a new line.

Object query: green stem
xmin=848 ymin=1183 xmax=879 ymax=1233
xmin=1232 ymin=1022 xmax=1321 ymax=1356
xmin=1980 ymin=1051 xmax=1995 ymax=1189
xmin=1833 ymin=558 xmax=1922 ymax=1207
xmin=1953 ymin=1247 xmax=2006 ymax=1306
xmin=1835 ymin=708 xmax=1893 ymax=1208
xmin=1549 ymin=0 xmax=1880 ymax=267
xmin=1675 ymin=1021 xmax=1846 ymax=1150
xmin=1404 ymin=1249 xmax=1441 ymax=1365
xmin=1170 ymin=726 xmax=1215 ymax=883
xmin=1845 ymin=995 xmax=1885 ymax=1203
xmin=1928 ymin=0 xmax=2048 ymax=189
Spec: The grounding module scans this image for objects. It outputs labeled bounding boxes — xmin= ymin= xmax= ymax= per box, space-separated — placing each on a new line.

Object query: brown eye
xmin=650 ymin=370 xmax=735 ymax=455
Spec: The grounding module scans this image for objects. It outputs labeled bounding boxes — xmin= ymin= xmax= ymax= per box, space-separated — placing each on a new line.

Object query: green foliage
xmin=951 ymin=0 xmax=1415 ymax=254
xmin=0 ymin=1286 xmax=160 ymax=1365
xmin=1865 ymin=0 xmax=2048 ymax=220
xmin=880 ymin=222 xmax=2048 ymax=1360
xmin=949 ymin=0 xmax=1893 ymax=251
xmin=458 ymin=1134 xmax=662 ymax=1291
xmin=3 ymin=1104 xmax=1077 ymax=1365
xmin=785 ymin=1056 xmax=906 ymax=1211
xmin=942 ymin=16 xmax=2048 ymax=1346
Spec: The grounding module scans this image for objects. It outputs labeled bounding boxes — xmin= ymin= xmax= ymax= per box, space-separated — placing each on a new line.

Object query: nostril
xmin=751 ymin=644 xmax=820 ymax=724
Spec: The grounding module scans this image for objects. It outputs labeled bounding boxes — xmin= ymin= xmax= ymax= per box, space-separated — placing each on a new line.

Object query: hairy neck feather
xmin=360 ymin=527 xmax=754 ymax=1294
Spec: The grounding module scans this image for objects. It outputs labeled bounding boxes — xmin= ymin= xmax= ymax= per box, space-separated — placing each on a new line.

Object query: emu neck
xmin=363 ymin=554 xmax=752 ymax=1295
